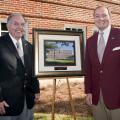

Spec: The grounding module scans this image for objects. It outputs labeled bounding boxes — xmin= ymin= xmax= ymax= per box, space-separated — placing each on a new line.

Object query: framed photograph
xmin=33 ymin=29 xmax=85 ymax=78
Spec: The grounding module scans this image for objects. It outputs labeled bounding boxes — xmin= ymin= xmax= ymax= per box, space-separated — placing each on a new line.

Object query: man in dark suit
xmin=0 ymin=13 xmax=40 ymax=120
xmin=85 ymin=6 xmax=120 ymax=120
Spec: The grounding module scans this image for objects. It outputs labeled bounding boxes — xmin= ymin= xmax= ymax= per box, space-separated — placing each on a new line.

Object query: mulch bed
xmin=35 ymin=81 xmax=92 ymax=116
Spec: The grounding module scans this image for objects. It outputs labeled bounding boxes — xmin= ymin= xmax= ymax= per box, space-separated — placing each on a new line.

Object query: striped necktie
xmin=97 ymin=32 xmax=105 ymax=63
xmin=16 ymin=41 xmax=24 ymax=64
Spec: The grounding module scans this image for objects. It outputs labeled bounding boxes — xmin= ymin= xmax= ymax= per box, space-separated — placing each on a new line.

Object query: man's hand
xmin=0 ymin=101 xmax=9 ymax=115
xmin=35 ymin=93 xmax=40 ymax=103
xmin=86 ymin=93 xmax=92 ymax=106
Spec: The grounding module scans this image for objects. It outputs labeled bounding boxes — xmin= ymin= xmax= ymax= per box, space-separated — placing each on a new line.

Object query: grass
xmin=34 ymin=113 xmax=94 ymax=120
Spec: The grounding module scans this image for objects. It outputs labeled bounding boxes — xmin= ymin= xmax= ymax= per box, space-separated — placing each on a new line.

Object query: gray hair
xmin=7 ymin=13 xmax=26 ymax=25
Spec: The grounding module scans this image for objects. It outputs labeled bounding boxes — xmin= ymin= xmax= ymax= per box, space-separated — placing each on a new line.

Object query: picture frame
xmin=33 ymin=28 xmax=85 ymax=78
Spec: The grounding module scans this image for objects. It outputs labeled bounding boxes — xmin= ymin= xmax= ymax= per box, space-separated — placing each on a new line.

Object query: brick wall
xmin=0 ymin=0 xmax=120 ymax=42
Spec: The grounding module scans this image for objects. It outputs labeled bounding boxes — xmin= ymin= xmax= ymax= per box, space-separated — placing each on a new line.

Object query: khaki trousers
xmin=92 ymin=92 xmax=120 ymax=120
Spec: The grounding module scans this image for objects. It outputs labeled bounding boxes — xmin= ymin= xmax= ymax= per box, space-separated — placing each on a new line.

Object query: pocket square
xmin=112 ymin=46 xmax=120 ymax=51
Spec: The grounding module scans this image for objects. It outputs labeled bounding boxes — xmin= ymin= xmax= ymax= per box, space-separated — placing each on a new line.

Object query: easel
xmin=51 ymin=77 xmax=76 ymax=120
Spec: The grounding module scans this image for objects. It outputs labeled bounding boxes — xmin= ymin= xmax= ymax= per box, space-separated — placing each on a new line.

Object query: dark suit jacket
xmin=0 ymin=33 xmax=39 ymax=116
xmin=85 ymin=27 xmax=120 ymax=109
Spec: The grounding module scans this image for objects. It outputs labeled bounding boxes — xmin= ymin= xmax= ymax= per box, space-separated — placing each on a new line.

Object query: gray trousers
xmin=92 ymin=92 xmax=120 ymax=120
xmin=0 ymin=100 xmax=34 ymax=120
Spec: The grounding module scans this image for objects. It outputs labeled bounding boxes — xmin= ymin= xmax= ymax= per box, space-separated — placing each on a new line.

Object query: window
xmin=0 ymin=22 xmax=8 ymax=36
xmin=64 ymin=24 xmax=87 ymax=48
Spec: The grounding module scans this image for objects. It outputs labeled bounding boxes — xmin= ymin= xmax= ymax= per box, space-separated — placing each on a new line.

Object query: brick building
xmin=0 ymin=0 xmax=120 ymax=42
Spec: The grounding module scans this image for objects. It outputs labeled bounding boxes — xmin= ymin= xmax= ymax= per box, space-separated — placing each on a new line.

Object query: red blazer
xmin=85 ymin=27 xmax=120 ymax=109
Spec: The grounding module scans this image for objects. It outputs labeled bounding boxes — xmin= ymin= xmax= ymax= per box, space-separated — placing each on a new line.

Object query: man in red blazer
xmin=85 ymin=6 xmax=120 ymax=120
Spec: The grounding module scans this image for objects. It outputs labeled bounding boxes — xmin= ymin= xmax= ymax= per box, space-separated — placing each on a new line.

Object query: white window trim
xmin=64 ymin=24 xmax=87 ymax=49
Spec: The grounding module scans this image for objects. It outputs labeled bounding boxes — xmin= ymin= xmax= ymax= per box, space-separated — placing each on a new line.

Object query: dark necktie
xmin=97 ymin=32 xmax=105 ymax=63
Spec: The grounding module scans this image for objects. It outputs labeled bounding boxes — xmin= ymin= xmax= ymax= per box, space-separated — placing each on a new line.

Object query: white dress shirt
xmin=9 ymin=33 xmax=24 ymax=64
xmin=9 ymin=33 xmax=24 ymax=55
